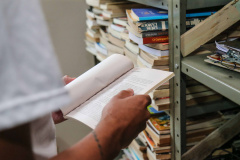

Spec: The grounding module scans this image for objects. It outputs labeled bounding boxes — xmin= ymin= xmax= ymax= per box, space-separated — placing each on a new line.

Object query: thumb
xmin=116 ymin=89 xmax=134 ymax=99
xmin=63 ymin=75 xmax=76 ymax=85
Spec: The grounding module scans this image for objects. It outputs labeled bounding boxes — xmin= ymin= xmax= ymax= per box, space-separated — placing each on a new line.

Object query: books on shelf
xmin=108 ymin=34 xmax=125 ymax=48
xmin=95 ymin=42 xmax=108 ymax=55
xmin=131 ymin=8 xmax=168 ymax=21
xmin=145 ymin=43 xmax=169 ymax=51
xmin=126 ymin=9 xmax=168 ymax=33
xmin=125 ymin=40 xmax=139 ymax=55
xmin=86 ymin=19 xmax=100 ymax=30
xmin=124 ymin=47 xmax=138 ymax=67
xmin=61 ymin=54 xmax=174 ymax=129
xmin=129 ymin=32 xmax=169 ymax=44
xmin=137 ymin=56 xmax=169 ymax=70
xmin=113 ymin=17 xmax=128 ymax=26
xmin=139 ymin=44 xmax=169 ymax=57
xmin=139 ymin=50 xmax=169 ymax=65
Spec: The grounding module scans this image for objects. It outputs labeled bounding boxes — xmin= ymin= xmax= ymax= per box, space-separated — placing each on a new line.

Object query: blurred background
xmin=41 ymin=0 xmax=94 ymax=152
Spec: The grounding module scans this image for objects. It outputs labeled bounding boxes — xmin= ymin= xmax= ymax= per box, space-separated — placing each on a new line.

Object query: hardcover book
xmin=61 ymin=55 xmax=174 ymax=129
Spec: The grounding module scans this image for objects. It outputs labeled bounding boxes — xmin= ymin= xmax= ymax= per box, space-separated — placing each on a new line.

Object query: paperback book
xmin=61 ymin=55 xmax=174 ymax=129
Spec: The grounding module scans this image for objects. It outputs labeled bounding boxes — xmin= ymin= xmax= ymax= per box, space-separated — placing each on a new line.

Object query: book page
xmin=66 ymin=68 xmax=174 ymax=129
xmin=61 ymin=54 xmax=133 ymax=115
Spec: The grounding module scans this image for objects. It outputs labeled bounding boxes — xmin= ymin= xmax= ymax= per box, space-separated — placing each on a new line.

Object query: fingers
xmin=115 ymin=89 xmax=134 ymax=99
xmin=63 ymin=75 xmax=76 ymax=85
xmin=134 ymin=95 xmax=152 ymax=108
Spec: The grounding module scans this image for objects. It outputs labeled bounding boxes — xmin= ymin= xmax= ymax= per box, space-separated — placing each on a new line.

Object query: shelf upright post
xmin=168 ymin=0 xmax=187 ymax=159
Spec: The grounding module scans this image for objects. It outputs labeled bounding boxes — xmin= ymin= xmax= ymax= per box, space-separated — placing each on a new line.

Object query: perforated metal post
xmin=169 ymin=0 xmax=187 ymax=159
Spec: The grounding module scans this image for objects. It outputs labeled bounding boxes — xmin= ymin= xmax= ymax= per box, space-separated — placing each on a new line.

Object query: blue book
xmin=131 ymin=8 xmax=168 ymax=21
xmin=131 ymin=8 xmax=216 ymax=21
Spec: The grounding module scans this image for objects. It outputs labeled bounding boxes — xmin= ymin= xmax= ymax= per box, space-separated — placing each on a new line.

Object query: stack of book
xmin=85 ymin=0 xmax=146 ymax=61
xmin=143 ymin=112 xmax=227 ymax=160
xmin=150 ymin=79 xmax=223 ymax=111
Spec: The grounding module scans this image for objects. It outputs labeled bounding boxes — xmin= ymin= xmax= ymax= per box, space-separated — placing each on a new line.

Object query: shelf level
xmin=186 ymin=99 xmax=239 ymax=117
xmin=128 ymin=0 xmax=231 ymax=10
xmin=182 ymin=54 xmax=240 ymax=105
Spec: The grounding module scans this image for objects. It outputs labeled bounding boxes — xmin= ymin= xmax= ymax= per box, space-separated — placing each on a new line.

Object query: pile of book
xmin=85 ymin=0 xmax=145 ymax=61
xmin=204 ymin=40 xmax=240 ymax=73
xmin=140 ymin=110 xmax=236 ymax=160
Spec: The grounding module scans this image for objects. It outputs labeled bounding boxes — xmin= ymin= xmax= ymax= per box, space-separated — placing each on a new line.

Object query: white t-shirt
xmin=0 ymin=0 xmax=71 ymax=159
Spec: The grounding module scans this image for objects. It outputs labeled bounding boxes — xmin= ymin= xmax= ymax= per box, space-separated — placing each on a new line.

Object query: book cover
xmin=138 ymin=21 xmax=168 ymax=32
xmin=143 ymin=36 xmax=169 ymax=44
xmin=142 ymin=30 xmax=168 ymax=38
xmin=132 ymin=8 xmax=168 ymax=21
xmin=129 ymin=32 xmax=169 ymax=44
xmin=149 ymin=115 xmax=170 ymax=131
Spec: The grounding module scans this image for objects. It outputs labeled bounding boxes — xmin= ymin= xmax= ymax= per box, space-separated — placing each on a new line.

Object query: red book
xmin=143 ymin=36 xmax=169 ymax=44
xmin=129 ymin=32 xmax=169 ymax=44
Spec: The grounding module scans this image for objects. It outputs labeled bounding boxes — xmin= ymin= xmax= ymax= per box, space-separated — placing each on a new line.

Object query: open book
xmin=61 ymin=54 xmax=174 ymax=129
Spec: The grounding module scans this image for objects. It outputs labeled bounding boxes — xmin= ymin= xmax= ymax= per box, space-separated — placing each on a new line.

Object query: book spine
xmin=143 ymin=36 xmax=169 ymax=44
xmin=137 ymin=21 xmax=168 ymax=32
xmin=137 ymin=17 xmax=206 ymax=33
xmin=142 ymin=30 xmax=168 ymax=38
xmin=186 ymin=17 xmax=206 ymax=28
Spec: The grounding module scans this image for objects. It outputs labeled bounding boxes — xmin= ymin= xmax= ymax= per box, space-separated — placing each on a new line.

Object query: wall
xmin=41 ymin=0 xmax=94 ymax=152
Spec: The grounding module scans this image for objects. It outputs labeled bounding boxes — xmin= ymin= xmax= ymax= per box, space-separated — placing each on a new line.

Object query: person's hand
xmin=96 ymin=89 xmax=151 ymax=149
xmin=52 ymin=75 xmax=76 ymax=124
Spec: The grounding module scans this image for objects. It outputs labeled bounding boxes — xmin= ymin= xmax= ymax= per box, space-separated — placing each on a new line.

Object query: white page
xmin=61 ymin=54 xmax=133 ymax=115
xmin=66 ymin=68 xmax=174 ymax=129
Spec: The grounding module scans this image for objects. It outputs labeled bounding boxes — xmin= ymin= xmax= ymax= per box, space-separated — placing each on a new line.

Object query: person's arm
xmin=51 ymin=89 xmax=151 ymax=160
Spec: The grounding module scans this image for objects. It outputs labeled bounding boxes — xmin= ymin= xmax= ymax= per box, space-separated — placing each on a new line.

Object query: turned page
xmin=66 ymin=67 xmax=174 ymax=129
xmin=61 ymin=54 xmax=134 ymax=115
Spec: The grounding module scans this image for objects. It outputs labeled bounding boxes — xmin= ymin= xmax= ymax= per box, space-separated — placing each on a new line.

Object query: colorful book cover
xmin=149 ymin=115 xmax=170 ymax=131
xmin=132 ymin=8 xmax=168 ymax=21
xmin=143 ymin=130 xmax=158 ymax=150
xmin=147 ymin=105 xmax=165 ymax=114
xmin=132 ymin=8 xmax=215 ymax=21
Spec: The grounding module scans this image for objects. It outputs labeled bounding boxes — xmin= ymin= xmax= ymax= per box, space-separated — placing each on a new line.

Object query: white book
xmin=125 ymin=40 xmax=139 ymax=55
xmin=139 ymin=44 xmax=169 ymax=57
xmin=61 ymin=55 xmax=174 ymax=129
xmin=92 ymin=7 xmax=103 ymax=15
xmin=86 ymin=10 xmax=95 ymax=19
xmin=111 ymin=24 xmax=126 ymax=32
xmin=95 ymin=43 xmax=108 ymax=55
xmin=96 ymin=19 xmax=111 ymax=27
xmin=95 ymin=14 xmax=110 ymax=21
xmin=108 ymin=27 xmax=122 ymax=39
xmin=113 ymin=17 xmax=128 ymax=27
xmin=87 ymin=28 xmax=100 ymax=38
xmin=86 ymin=19 xmax=99 ymax=29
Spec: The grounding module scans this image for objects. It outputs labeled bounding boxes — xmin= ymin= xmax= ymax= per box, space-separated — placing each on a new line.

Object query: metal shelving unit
xmin=127 ymin=0 xmax=238 ymax=159
xmin=182 ymin=54 xmax=240 ymax=105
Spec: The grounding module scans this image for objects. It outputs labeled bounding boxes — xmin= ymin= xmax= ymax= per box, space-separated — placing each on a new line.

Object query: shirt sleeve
xmin=0 ymin=0 xmax=71 ymax=131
